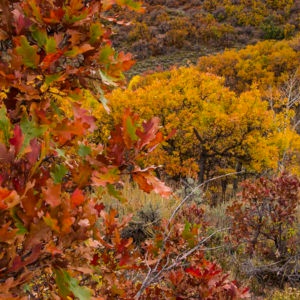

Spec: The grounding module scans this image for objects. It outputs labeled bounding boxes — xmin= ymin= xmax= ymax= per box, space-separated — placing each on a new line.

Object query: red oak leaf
xmin=9 ymin=244 xmax=42 ymax=273
xmin=70 ymin=188 xmax=85 ymax=208
xmin=136 ymin=117 xmax=160 ymax=150
xmin=9 ymin=125 xmax=24 ymax=155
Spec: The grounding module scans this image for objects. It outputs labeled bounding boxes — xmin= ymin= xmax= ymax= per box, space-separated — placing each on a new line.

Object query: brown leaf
xmin=0 ymin=222 xmax=17 ymax=243
xmin=9 ymin=244 xmax=42 ymax=273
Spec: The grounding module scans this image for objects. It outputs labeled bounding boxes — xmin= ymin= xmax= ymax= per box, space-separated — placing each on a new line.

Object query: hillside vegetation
xmin=112 ymin=0 xmax=300 ymax=61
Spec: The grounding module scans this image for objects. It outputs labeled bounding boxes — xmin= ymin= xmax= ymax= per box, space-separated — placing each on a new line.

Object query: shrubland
xmin=111 ymin=0 xmax=300 ymax=60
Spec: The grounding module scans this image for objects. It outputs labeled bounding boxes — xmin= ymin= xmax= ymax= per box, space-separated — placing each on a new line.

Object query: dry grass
xmin=100 ymin=180 xmax=180 ymax=220
xmin=267 ymin=287 xmax=300 ymax=300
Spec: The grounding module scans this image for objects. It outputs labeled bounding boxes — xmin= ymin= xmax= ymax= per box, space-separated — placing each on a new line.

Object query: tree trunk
xmin=233 ymin=161 xmax=242 ymax=195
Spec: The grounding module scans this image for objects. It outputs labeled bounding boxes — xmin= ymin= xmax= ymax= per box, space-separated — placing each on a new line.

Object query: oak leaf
xmin=42 ymin=179 xmax=61 ymax=207
xmin=15 ymin=36 xmax=40 ymax=69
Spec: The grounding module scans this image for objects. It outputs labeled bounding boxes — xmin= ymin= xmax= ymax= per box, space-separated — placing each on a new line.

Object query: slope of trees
xmin=111 ymin=0 xmax=300 ymax=60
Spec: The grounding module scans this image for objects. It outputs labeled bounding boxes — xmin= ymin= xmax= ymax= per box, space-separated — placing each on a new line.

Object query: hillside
xmin=111 ymin=0 xmax=300 ymax=76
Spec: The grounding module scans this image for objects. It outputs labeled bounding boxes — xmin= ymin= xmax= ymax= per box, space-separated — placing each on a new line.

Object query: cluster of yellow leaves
xmin=96 ymin=66 xmax=300 ymax=179
xmin=198 ymin=38 xmax=300 ymax=94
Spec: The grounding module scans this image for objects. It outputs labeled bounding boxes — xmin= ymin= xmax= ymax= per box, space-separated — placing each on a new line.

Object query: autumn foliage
xmin=227 ymin=173 xmax=300 ymax=286
xmin=97 ymin=66 xmax=300 ymax=185
xmin=111 ymin=0 xmax=299 ymax=59
xmin=227 ymin=173 xmax=300 ymax=258
xmin=0 ymin=0 xmax=250 ymax=299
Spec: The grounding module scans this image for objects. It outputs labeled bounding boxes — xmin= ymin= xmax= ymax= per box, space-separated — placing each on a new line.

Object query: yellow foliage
xmin=198 ymin=38 xmax=299 ymax=94
xmin=95 ymin=66 xmax=300 ymax=179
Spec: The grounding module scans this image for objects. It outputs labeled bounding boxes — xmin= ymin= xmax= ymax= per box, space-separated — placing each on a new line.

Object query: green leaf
xmin=45 ymin=37 xmax=57 ymax=54
xmin=89 ymin=22 xmax=104 ymax=44
xmin=182 ymin=221 xmax=192 ymax=240
xmin=54 ymin=269 xmax=71 ymax=298
xmin=64 ymin=11 xmax=88 ymax=24
xmin=55 ymin=148 xmax=66 ymax=158
xmin=117 ymin=0 xmax=143 ymax=11
xmin=100 ymin=94 xmax=110 ymax=113
xmin=69 ymin=277 xmax=91 ymax=300
xmin=27 ymin=0 xmax=43 ymax=22
xmin=45 ymin=73 xmax=63 ymax=86
xmin=126 ymin=117 xmax=138 ymax=141
xmin=20 ymin=117 xmax=46 ymax=155
xmin=98 ymin=45 xmax=114 ymax=64
xmin=99 ymin=70 xmax=118 ymax=87
xmin=0 ymin=106 xmax=11 ymax=145
xmin=107 ymin=184 xmax=126 ymax=203
xmin=55 ymin=268 xmax=91 ymax=300
xmin=64 ymin=47 xmax=79 ymax=57
xmin=78 ymin=144 xmax=91 ymax=157
xmin=93 ymin=84 xmax=110 ymax=112
xmin=51 ymin=164 xmax=68 ymax=184
xmin=16 ymin=36 xmax=40 ymax=69
xmin=12 ymin=208 xmax=28 ymax=234
xmin=31 ymin=26 xmax=47 ymax=47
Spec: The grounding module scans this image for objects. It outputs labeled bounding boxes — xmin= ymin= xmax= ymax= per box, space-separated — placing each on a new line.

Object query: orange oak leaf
xmin=42 ymin=179 xmax=61 ymax=207
xmin=20 ymin=188 xmax=39 ymax=218
xmin=0 ymin=187 xmax=20 ymax=209
xmin=43 ymin=8 xmax=65 ymax=24
xmin=53 ymin=118 xmax=86 ymax=144
xmin=132 ymin=167 xmax=172 ymax=198
xmin=45 ymin=241 xmax=63 ymax=257
xmin=41 ymin=50 xmax=64 ymax=70
xmin=117 ymin=51 xmax=135 ymax=71
xmin=43 ymin=212 xmax=60 ymax=233
xmin=92 ymin=167 xmax=120 ymax=187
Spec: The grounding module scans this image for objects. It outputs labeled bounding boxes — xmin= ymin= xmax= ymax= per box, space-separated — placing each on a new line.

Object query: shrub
xmin=227 ymin=173 xmax=300 ymax=286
